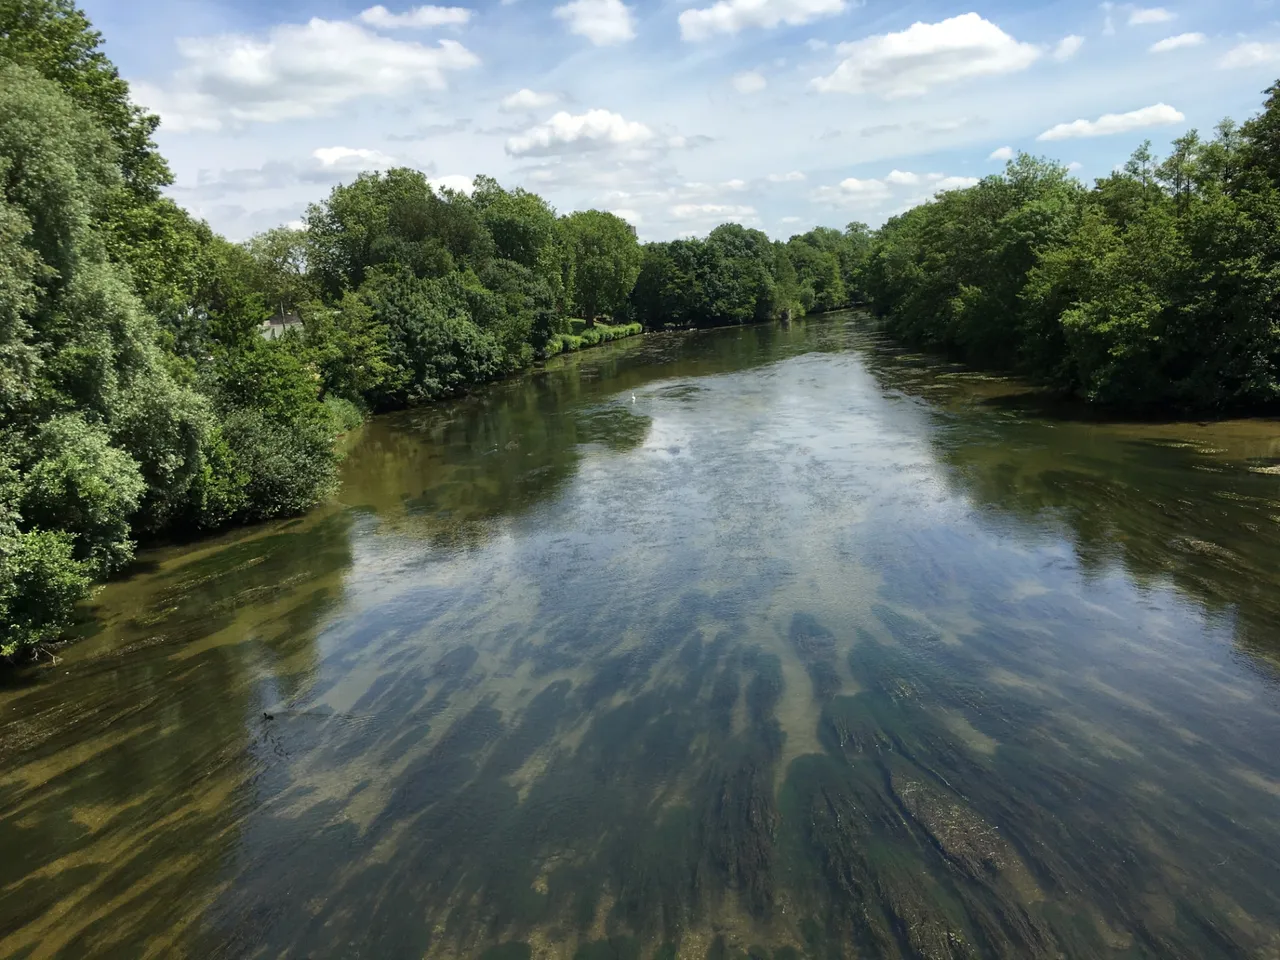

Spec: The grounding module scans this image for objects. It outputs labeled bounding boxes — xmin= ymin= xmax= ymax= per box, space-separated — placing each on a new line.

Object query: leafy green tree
xmin=0 ymin=0 xmax=170 ymax=196
xmin=299 ymin=291 xmax=393 ymax=404
xmin=360 ymin=269 xmax=504 ymax=407
xmin=306 ymin=169 xmax=491 ymax=297
xmin=0 ymin=453 xmax=91 ymax=657
xmin=560 ymin=210 xmax=642 ymax=322
xmin=19 ymin=413 xmax=145 ymax=575
xmin=246 ymin=226 xmax=317 ymax=317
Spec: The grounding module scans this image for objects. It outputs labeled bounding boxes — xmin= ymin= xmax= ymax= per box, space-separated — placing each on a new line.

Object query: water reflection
xmin=853 ymin=336 xmax=1280 ymax=671
xmin=2 ymin=316 xmax=1280 ymax=959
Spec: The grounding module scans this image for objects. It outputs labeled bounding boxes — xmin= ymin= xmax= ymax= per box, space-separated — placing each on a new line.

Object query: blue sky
xmin=83 ymin=0 xmax=1280 ymax=241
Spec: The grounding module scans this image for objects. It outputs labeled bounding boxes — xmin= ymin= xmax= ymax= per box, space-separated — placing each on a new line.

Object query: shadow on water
xmin=3 ymin=315 xmax=1280 ymax=959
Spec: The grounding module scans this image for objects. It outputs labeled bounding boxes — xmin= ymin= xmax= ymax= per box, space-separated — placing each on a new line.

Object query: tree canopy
xmin=864 ymin=117 xmax=1280 ymax=410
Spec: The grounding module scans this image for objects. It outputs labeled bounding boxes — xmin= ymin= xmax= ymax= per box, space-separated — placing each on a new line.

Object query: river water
xmin=3 ymin=314 xmax=1280 ymax=960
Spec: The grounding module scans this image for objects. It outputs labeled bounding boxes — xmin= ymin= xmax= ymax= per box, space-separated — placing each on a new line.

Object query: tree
xmin=0 ymin=0 xmax=170 ymax=196
xmin=560 ymin=210 xmax=642 ymax=323
xmin=246 ymin=227 xmax=317 ymax=317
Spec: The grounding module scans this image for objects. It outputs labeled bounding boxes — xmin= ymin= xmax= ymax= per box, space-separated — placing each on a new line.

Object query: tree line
xmin=12 ymin=0 xmax=1278 ymax=660
xmin=0 ymin=0 xmax=870 ymax=658
xmin=863 ymin=104 xmax=1280 ymax=411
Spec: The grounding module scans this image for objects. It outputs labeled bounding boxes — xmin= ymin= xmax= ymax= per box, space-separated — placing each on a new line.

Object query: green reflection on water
xmin=2 ymin=316 xmax=1280 ymax=959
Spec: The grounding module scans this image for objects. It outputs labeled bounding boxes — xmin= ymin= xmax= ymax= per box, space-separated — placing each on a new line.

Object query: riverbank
xmin=544 ymin=319 xmax=644 ymax=357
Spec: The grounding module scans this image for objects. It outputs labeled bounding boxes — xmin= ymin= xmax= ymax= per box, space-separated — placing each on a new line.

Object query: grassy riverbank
xmin=545 ymin=320 xmax=645 ymax=357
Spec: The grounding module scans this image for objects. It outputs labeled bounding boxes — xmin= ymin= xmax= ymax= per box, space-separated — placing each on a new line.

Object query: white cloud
xmin=722 ymin=178 xmax=748 ymax=190
xmin=767 ymin=170 xmax=806 ymax=182
xmin=781 ymin=216 xmax=803 ymax=223
xmin=506 ymin=109 xmax=653 ymax=156
xmin=732 ymin=70 xmax=767 ymax=93
xmin=137 ymin=18 xmax=479 ymax=130
xmin=933 ymin=175 xmax=980 ymax=191
xmin=1128 ymin=6 xmax=1175 ymax=25
xmin=670 ymin=203 xmax=757 ymax=220
xmin=989 ymin=145 xmax=1014 ymax=161
xmin=812 ymin=177 xmax=892 ymax=206
xmin=679 ymin=0 xmax=845 ymax=42
xmin=553 ymin=0 xmax=636 ymax=45
xmin=611 ymin=208 xmax=642 ymax=224
xmin=1037 ymin=103 xmax=1184 ymax=140
xmin=501 ymin=88 xmax=559 ymax=111
xmin=1220 ymin=42 xmax=1280 ymax=69
xmin=312 ymin=146 xmax=399 ymax=168
xmin=1067 ymin=161 xmax=1084 ymax=172
xmin=812 ymin=171 xmax=978 ymax=208
xmin=811 ymin=14 xmax=1041 ymax=99
xmin=358 ymin=5 xmax=472 ymax=28
xmin=429 ymin=174 xmax=475 ymax=194
xmin=1054 ymin=35 xmax=1084 ymax=61
xmin=1150 ymin=32 xmax=1204 ymax=53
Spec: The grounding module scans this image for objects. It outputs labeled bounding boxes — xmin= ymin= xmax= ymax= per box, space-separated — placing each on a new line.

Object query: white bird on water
xmin=631 ymin=393 xmax=636 ymax=403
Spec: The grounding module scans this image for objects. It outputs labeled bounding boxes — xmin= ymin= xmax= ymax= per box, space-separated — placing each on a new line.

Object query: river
xmin=2 ymin=313 xmax=1280 ymax=959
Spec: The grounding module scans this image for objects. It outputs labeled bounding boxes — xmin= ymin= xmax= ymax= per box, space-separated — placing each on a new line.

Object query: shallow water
xmin=3 ymin=314 xmax=1280 ymax=960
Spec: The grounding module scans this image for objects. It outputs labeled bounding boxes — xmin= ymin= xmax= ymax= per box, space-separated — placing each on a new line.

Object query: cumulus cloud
xmin=1037 ymin=103 xmax=1185 ymax=140
xmin=313 ymin=146 xmax=400 ymax=168
xmin=732 ymin=70 xmax=767 ymax=93
xmin=1128 ymin=6 xmax=1175 ymax=25
xmin=678 ymin=0 xmax=845 ymax=42
xmin=501 ymin=88 xmax=559 ymax=111
xmin=553 ymin=0 xmax=636 ymax=45
xmin=358 ymin=5 xmax=472 ymax=28
xmin=506 ymin=109 xmax=653 ymax=156
xmin=1150 ymin=33 xmax=1204 ymax=53
xmin=134 ymin=17 xmax=479 ymax=131
xmin=767 ymin=170 xmax=805 ymax=182
xmin=988 ymin=146 xmax=1014 ymax=161
xmin=933 ymin=176 xmax=981 ymax=191
xmin=1054 ymin=35 xmax=1084 ymax=61
xmin=1219 ymin=42 xmax=1280 ymax=69
xmin=811 ymin=14 xmax=1040 ymax=98
xmin=611 ymin=208 xmax=642 ymax=224
xmin=429 ymin=174 xmax=475 ymax=194
xmin=812 ymin=171 xmax=978 ymax=208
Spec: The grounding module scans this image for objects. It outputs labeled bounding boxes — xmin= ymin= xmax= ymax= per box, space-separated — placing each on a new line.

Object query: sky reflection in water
xmin=2 ymin=315 xmax=1280 ymax=959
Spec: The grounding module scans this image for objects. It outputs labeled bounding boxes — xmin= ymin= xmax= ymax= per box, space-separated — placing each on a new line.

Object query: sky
xmin=82 ymin=0 xmax=1280 ymax=242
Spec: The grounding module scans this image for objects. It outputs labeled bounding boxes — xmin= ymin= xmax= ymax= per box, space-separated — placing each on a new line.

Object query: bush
xmin=19 ymin=414 xmax=146 ymax=576
xmin=323 ymin=394 xmax=365 ymax=434
xmin=218 ymin=409 xmax=338 ymax=523
xmin=0 ymin=455 xmax=94 ymax=659
xmin=0 ymin=526 xmax=92 ymax=658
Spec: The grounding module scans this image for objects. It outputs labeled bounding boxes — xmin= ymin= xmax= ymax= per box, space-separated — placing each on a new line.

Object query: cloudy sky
xmin=85 ymin=0 xmax=1280 ymax=241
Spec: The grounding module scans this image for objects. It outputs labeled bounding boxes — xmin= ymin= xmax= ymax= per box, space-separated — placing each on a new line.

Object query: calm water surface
xmin=3 ymin=315 xmax=1280 ymax=960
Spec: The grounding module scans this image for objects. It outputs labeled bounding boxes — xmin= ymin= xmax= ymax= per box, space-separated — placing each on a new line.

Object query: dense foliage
xmin=24 ymin=1 xmax=1280 ymax=658
xmin=628 ymin=223 xmax=868 ymax=329
xmin=1 ymin=1 xmax=855 ymax=658
xmin=864 ymin=108 xmax=1280 ymax=411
